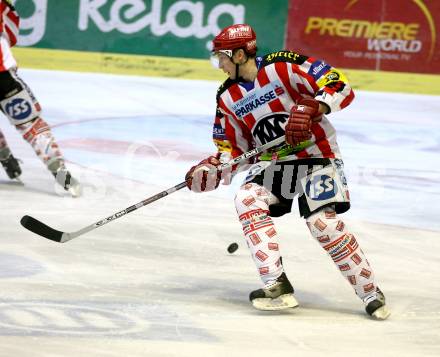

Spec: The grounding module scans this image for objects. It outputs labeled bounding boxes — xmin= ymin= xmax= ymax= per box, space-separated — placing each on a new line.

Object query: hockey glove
xmin=285 ymin=98 xmax=322 ymax=147
xmin=185 ymin=156 xmax=222 ymax=193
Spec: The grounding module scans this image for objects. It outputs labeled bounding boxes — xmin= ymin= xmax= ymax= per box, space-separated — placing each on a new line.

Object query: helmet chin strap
xmin=232 ymin=54 xmax=249 ymax=83
xmin=234 ymin=63 xmax=240 ymax=83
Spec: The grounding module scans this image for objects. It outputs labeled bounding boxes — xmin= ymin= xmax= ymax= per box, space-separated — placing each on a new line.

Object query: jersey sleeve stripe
xmin=219 ymin=96 xmax=236 ymax=118
xmin=0 ymin=46 xmax=5 ymax=71
xmin=291 ymin=59 xmax=320 ymax=93
xmin=273 ymin=62 xmax=302 ymax=103
xmin=225 ymin=117 xmax=251 ymax=155
xmin=229 ymin=84 xmax=244 ymax=102
xmin=256 ymin=67 xmax=271 ymax=87
xmin=219 ymin=97 xmax=253 ymax=162
xmin=340 ymin=89 xmax=355 ymax=109
xmin=286 ymin=62 xmax=315 ymax=97
xmin=5 ymin=8 xmax=19 ymax=27
xmin=268 ymin=98 xmax=286 ymax=113
xmin=4 ymin=26 xmax=16 ymax=46
xmin=296 ymin=83 xmax=314 ymax=96
xmin=243 ymin=113 xmax=256 ymax=128
xmin=311 ymin=122 xmax=335 ymax=158
xmin=1 ymin=3 xmax=20 ymax=47
xmin=295 ymin=149 xmax=311 ymax=159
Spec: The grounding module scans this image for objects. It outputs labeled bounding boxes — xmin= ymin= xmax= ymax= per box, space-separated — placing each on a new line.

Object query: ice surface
xmin=0 ymin=69 xmax=439 ymax=357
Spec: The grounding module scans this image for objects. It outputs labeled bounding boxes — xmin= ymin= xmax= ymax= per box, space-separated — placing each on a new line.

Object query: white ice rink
xmin=0 ymin=69 xmax=439 ymax=356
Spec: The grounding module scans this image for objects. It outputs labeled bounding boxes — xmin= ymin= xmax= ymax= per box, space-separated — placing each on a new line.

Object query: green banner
xmin=14 ymin=0 xmax=288 ymax=59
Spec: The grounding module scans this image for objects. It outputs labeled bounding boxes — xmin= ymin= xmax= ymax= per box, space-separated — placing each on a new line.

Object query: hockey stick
xmin=20 ymin=136 xmax=286 ymax=243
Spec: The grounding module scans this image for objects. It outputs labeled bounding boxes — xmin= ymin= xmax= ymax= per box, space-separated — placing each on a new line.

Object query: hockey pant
xmin=235 ymin=182 xmax=377 ymax=300
xmin=0 ymin=69 xmax=65 ymax=173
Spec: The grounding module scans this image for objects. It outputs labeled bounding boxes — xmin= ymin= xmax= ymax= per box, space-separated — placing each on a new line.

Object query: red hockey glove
xmin=285 ymin=98 xmax=322 ymax=146
xmin=185 ymin=156 xmax=222 ymax=193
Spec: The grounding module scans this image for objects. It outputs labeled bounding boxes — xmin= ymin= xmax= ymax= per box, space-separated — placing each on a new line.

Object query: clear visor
xmin=210 ymin=49 xmax=233 ymax=68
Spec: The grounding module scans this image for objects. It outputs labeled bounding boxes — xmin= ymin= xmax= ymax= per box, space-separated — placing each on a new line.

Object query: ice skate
xmin=53 ymin=167 xmax=82 ymax=197
xmin=364 ymin=287 xmax=390 ymax=320
xmin=0 ymin=154 xmax=22 ymax=180
xmin=249 ymin=273 xmax=298 ymax=311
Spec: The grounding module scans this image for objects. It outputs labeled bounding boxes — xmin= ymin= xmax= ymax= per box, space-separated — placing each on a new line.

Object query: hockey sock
xmin=16 ymin=118 xmax=65 ymax=173
xmin=235 ymin=183 xmax=284 ymax=285
xmin=0 ymin=130 xmax=11 ymax=160
xmin=305 ymin=206 xmax=377 ymax=300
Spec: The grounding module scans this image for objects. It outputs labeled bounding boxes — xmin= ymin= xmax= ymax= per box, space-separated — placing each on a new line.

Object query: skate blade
xmin=252 ymin=293 xmax=299 ymax=311
xmin=67 ymin=183 xmax=82 ymax=198
xmin=14 ymin=177 xmax=24 ymax=185
xmin=371 ymin=306 xmax=391 ymax=320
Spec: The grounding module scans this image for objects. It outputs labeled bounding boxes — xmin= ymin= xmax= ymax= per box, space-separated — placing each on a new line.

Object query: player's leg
xmin=235 ymin=178 xmax=298 ymax=311
xmin=299 ymin=159 xmax=390 ymax=319
xmin=0 ymin=69 xmax=80 ymax=196
xmin=0 ymin=128 xmax=21 ymax=179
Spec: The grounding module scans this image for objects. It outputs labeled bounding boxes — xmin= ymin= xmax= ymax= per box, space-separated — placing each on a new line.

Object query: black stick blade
xmin=20 ymin=215 xmax=64 ymax=242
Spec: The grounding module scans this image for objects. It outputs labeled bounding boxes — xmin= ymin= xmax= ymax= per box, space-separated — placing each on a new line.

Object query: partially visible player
xmin=0 ymin=0 xmax=80 ymax=196
xmin=185 ymin=24 xmax=390 ymax=319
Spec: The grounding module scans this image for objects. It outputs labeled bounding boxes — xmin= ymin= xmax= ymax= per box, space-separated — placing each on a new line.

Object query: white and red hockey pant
xmin=306 ymin=206 xmax=377 ymax=300
xmin=16 ymin=118 xmax=64 ymax=172
xmin=235 ymin=182 xmax=284 ymax=285
xmin=0 ymin=69 xmax=64 ymax=171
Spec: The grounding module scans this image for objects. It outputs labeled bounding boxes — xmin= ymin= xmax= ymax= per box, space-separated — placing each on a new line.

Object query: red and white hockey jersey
xmin=212 ymin=51 xmax=355 ymax=169
xmin=0 ymin=0 xmax=19 ymax=71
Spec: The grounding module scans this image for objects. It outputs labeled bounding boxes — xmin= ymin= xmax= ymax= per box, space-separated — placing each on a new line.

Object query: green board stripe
xmin=14 ymin=47 xmax=440 ymax=95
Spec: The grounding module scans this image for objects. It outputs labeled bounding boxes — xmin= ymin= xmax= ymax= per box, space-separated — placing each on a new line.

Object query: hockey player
xmin=0 ymin=0 xmax=80 ymax=196
xmin=185 ymin=24 xmax=390 ymax=319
